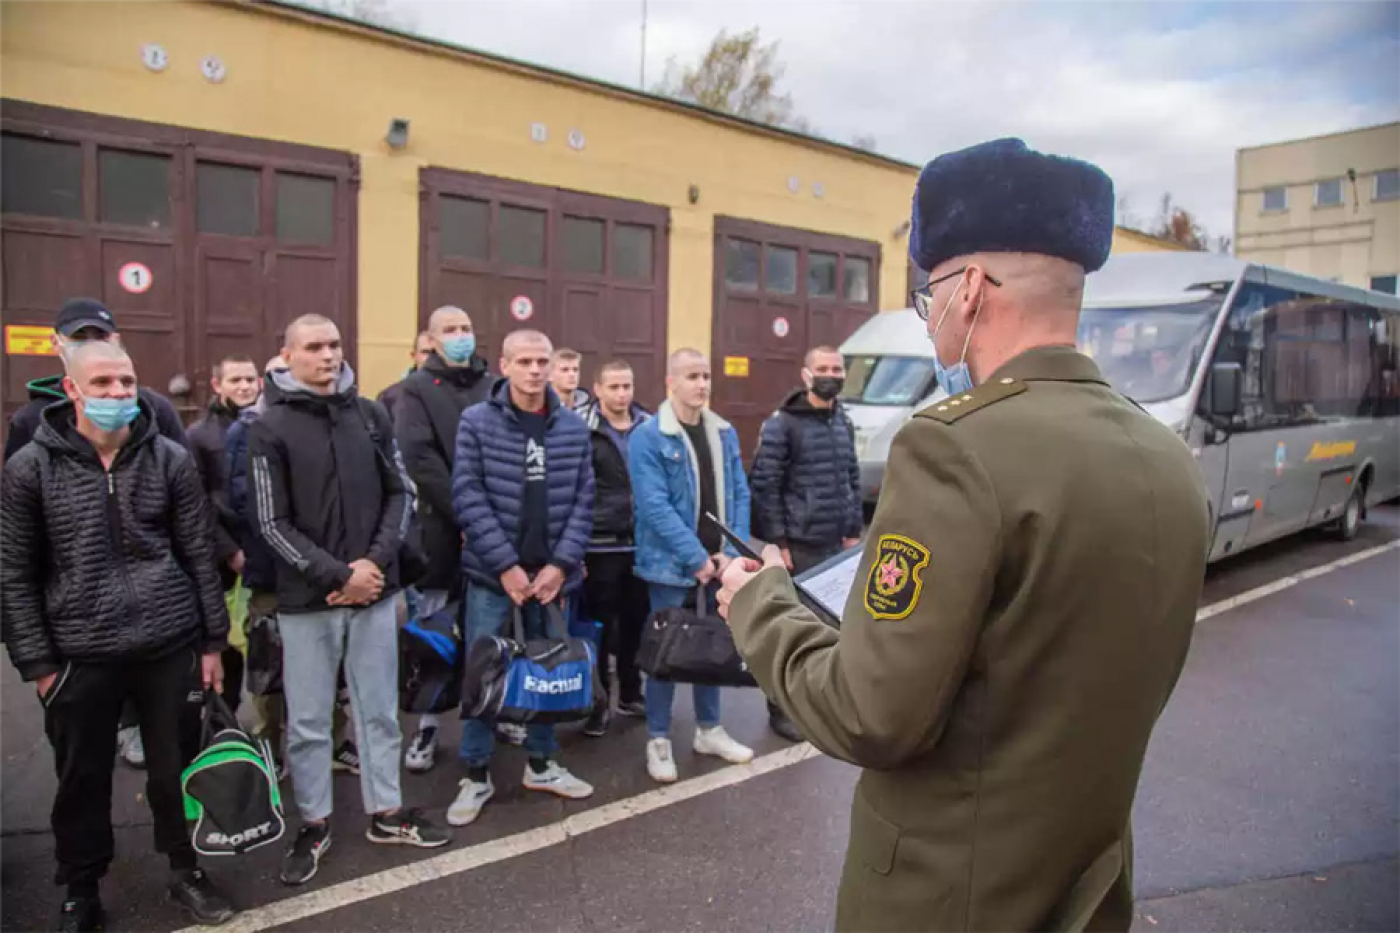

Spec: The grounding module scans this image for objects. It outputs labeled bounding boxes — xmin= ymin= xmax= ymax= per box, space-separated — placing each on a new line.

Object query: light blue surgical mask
xmin=442 ymin=334 xmax=476 ymax=364
xmin=79 ymin=392 xmax=140 ymax=432
xmin=929 ymin=278 xmax=982 ymax=397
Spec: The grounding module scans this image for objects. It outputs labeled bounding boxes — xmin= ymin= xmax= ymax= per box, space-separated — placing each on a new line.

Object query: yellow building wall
xmin=1110 ymin=227 xmax=1190 ymax=254
xmin=1 ymin=0 xmax=920 ymax=394
xmin=1235 ymin=122 xmax=1400 ymax=288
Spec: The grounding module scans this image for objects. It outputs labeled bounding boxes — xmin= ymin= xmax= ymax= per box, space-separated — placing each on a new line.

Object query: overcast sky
xmin=325 ymin=0 xmax=1399 ymax=241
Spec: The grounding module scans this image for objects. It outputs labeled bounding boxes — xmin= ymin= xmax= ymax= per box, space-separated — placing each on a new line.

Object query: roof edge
xmin=1236 ymin=119 xmax=1400 ymax=155
xmin=238 ymin=0 xmax=920 ymax=174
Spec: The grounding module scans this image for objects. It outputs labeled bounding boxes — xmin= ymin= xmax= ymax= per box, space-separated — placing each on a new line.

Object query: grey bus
xmin=840 ymin=252 xmax=1399 ymax=561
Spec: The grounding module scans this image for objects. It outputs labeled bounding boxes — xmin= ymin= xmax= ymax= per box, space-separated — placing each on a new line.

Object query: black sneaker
xmin=280 ymin=823 xmax=332 ymax=886
xmin=57 ymin=897 xmax=104 ymax=933
xmin=582 ymin=705 xmax=611 ymax=738
xmin=332 ymin=740 xmax=360 ymax=775
xmin=768 ymin=709 xmax=803 ymax=743
xmin=169 ymin=867 xmax=236 ymax=925
xmin=366 ymin=808 xmax=451 ymax=848
xmin=616 ymin=698 xmax=647 ymax=718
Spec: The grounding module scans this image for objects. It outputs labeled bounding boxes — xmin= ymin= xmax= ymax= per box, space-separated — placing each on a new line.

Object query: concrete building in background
xmin=1235 ymin=122 xmax=1399 ymax=295
xmin=1 ymin=0 xmax=1178 ymax=450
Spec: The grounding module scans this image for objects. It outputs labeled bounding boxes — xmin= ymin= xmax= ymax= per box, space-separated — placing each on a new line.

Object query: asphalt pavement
xmin=2 ymin=507 xmax=1397 ymax=932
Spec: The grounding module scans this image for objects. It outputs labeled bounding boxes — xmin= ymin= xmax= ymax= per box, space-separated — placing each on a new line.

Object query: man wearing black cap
xmin=717 ymin=138 xmax=1209 ymax=932
xmin=4 ymin=298 xmax=187 ymax=462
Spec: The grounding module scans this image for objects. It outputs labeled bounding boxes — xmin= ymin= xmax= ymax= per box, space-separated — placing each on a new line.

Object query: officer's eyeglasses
xmin=911 ymin=268 xmax=1002 ymax=321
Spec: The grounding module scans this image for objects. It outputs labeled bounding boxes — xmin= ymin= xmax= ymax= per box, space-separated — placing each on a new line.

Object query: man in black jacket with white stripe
xmin=248 ymin=314 xmax=449 ymax=886
xmin=1 ymin=341 xmax=235 ymax=931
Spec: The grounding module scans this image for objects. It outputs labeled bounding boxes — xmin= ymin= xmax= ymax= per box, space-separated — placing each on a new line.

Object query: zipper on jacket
xmin=103 ymin=464 xmax=143 ymax=624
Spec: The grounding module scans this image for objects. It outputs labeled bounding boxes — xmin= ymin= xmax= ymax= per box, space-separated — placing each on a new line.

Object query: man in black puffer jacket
xmin=749 ymin=345 xmax=863 ymax=741
xmin=1 ymin=342 xmax=235 ymax=931
xmin=394 ymin=305 xmax=492 ymax=773
xmin=578 ymin=361 xmax=651 ymax=737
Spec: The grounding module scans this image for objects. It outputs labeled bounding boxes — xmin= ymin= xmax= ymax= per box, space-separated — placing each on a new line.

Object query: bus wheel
xmin=1335 ymin=487 xmax=1364 ymax=541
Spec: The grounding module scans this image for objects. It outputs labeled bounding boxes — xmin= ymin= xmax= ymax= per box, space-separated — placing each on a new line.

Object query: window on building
xmin=440 ymin=196 xmax=488 ymax=260
xmin=99 ymin=149 xmax=171 ymax=229
xmin=1371 ymin=275 xmax=1398 ymax=295
xmin=724 ymin=239 xmax=760 ymax=290
xmin=1261 ymin=186 xmax=1288 ymax=212
xmin=1374 ymin=169 xmax=1399 ymax=202
xmin=1 ymin=134 xmax=82 ymax=220
xmin=1314 ymin=178 xmax=1343 ymax=208
xmin=844 ymin=256 xmax=872 ymax=303
xmin=275 ymin=173 xmax=335 ymax=245
xmin=765 ymin=246 xmax=797 ymax=294
xmin=808 ymin=252 xmax=837 ymax=297
xmin=197 ymin=163 xmax=260 ymax=237
xmin=561 ymin=216 xmax=604 ymax=274
xmin=498 ymin=205 xmax=545 ymax=267
xmin=611 ymin=223 xmax=653 ymax=281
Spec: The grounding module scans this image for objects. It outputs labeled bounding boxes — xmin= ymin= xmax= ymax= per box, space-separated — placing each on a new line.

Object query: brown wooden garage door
xmin=1 ymin=101 xmax=356 ymax=442
xmin=420 ymin=168 xmax=669 ymax=407
xmin=711 ymin=216 xmax=880 ymax=455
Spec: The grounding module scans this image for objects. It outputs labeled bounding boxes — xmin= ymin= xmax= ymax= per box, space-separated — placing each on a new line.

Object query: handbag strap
xmin=513 ymin=598 xmax=571 ymax=642
xmin=201 ymin=688 xmax=241 ymax=744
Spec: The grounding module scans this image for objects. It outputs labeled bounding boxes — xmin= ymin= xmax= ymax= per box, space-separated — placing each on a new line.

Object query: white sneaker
xmin=404 ymin=727 xmax=438 ymax=773
xmin=447 ymin=775 xmax=495 ymax=826
xmin=646 ymin=738 xmax=678 ymax=784
xmin=117 ymin=726 xmax=146 ymax=769
xmin=496 ymin=723 xmax=527 ymax=746
xmin=522 ymin=761 xmax=594 ymax=800
xmin=693 ymin=725 xmax=753 ymax=764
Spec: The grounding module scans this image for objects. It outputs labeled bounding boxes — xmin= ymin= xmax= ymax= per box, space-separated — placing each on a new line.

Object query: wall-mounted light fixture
xmin=386 ymin=118 xmax=411 ymax=150
xmin=688 ymin=184 xmax=700 ymax=205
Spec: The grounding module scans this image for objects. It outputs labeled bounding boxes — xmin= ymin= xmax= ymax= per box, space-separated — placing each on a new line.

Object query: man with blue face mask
xmin=2 ymin=341 xmax=237 ymax=930
xmin=717 ymin=138 xmax=1210 ymax=932
xmin=394 ymin=305 xmax=492 ymax=771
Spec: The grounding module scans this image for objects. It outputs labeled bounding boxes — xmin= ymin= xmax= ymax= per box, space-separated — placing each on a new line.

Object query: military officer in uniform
xmin=717 ymin=138 xmax=1209 ymax=933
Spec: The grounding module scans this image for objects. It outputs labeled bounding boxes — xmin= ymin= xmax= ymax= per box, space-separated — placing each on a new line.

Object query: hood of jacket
xmin=204 ymin=396 xmax=245 ymax=427
xmin=25 ymin=374 xmax=66 ymax=403
xmin=33 ymin=396 xmax=159 ymax=462
xmin=421 ymin=350 xmax=490 ymax=388
xmin=266 ymin=363 xmax=359 ymax=411
xmin=580 ymin=398 xmax=651 ymax=434
xmin=778 ymin=387 xmax=844 ymax=419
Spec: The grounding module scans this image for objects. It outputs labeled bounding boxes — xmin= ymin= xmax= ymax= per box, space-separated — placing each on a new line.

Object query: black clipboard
xmin=703 ymin=512 xmax=844 ymax=627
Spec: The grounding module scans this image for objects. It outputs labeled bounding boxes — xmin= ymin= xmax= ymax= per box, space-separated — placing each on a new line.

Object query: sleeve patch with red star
xmin=863 ymin=534 xmax=931 ymax=620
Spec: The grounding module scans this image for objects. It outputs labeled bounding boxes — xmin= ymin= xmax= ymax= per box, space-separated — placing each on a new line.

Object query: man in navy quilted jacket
xmin=447 ymin=329 xmax=596 ymax=827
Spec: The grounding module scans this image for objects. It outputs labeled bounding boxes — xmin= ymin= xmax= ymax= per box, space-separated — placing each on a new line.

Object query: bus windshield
xmin=842 ymin=355 xmax=938 ymax=406
xmin=1077 ymin=297 xmax=1223 ymax=403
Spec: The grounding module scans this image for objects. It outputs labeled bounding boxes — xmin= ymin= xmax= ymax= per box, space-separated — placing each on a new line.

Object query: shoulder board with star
xmin=915 ymin=377 xmax=1027 ymax=425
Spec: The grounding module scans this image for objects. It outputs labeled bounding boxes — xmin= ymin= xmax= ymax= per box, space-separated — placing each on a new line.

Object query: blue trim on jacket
xmin=629 ymin=400 xmax=750 ymax=588
xmin=452 ymin=379 xmax=595 ymax=594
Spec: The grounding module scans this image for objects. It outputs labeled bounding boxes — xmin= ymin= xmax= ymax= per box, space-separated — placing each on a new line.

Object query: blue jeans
xmin=644 ymin=583 xmax=721 ymax=738
xmin=458 ymin=586 xmax=560 ymax=766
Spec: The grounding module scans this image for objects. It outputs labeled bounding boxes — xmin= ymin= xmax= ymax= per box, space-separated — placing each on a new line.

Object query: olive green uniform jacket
xmin=729 ymin=346 xmax=1209 ymax=932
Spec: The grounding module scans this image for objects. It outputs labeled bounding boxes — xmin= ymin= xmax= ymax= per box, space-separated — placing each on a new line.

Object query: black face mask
xmin=810 ymin=376 xmax=845 ymax=401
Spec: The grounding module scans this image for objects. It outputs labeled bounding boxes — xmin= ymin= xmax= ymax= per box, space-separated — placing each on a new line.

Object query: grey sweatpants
xmin=281 ymin=597 xmax=402 ymax=822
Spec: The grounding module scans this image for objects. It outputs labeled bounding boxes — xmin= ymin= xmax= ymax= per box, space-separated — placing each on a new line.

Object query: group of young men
xmin=0 ymin=297 xmax=863 ymax=931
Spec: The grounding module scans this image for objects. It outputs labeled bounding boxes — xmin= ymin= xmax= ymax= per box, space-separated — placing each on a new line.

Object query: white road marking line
xmin=187 ymin=539 xmax=1400 ymax=933
xmin=1194 ymin=539 xmax=1399 ymax=623
xmin=179 ymin=743 xmax=822 ymax=933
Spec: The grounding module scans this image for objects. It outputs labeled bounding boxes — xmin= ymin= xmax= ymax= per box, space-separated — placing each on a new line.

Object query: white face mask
xmin=928 ymin=277 xmax=983 ymax=396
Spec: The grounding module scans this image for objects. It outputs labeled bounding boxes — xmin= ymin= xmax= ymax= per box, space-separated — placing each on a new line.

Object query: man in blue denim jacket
xmin=446 ymin=330 xmax=596 ymax=826
xmin=628 ymin=348 xmax=755 ymax=783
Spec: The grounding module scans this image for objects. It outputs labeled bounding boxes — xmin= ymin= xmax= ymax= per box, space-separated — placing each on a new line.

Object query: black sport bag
xmin=400 ymin=599 xmax=465 ymax=714
xmin=181 ymin=691 xmax=285 ymax=857
xmin=460 ymin=600 xmax=602 ymax=725
xmin=636 ymin=584 xmax=758 ymax=688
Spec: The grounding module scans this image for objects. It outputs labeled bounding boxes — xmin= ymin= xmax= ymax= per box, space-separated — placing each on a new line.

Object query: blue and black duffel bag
xmin=399 ymin=599 xmax=464 ymax=714
xmin=460 ymin=600 xmax=601 ymax=725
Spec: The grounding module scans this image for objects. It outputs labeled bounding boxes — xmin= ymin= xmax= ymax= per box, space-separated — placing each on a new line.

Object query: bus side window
xmin=1213 ymin=282 xmax=1292 ymax=431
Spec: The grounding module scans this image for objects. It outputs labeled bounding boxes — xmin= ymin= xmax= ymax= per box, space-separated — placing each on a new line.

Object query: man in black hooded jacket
xmin=1 ymin=341 xmax=235 ymax=931
xmin=394 ymin=305 xmax=492 ymax=772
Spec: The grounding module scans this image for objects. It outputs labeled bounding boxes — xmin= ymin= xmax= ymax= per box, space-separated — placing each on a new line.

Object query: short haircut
xmin=667 ymin=347 xmax=707 ymax=376
xmin=283 ymin=314 xmax=338 ymax=349
xmin=595 ymin=359 xmax=633 ymax=383
xmin=65 ymin=339 xmax=132 ymax=379
xmin=553 ymin=348 xmax=581 ymax=364
xmin=213 ymin=353 xmax=256 ymax=380
xmin=502 ymin=329 xmax=553 ymax=361
xmin=427 ymin=305 xmax=469 ymax=333
xmin=804 ymin=345 xmax=842 ymax=368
